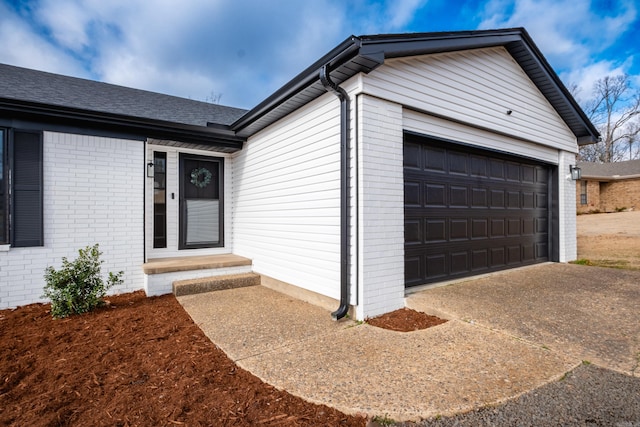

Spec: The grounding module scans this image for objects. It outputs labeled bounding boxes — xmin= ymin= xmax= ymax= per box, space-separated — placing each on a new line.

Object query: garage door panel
xmin=536 ymin=193 xmax=548 ymax=208
xmin=522 ymin=165 xmax=535 ymax=183
xmin=507 ymin=245 xmax=521 ymax=264
xmin=489 ymin=159 xmax=505 ymax=179
xmin=450 ymin=219 xmax=469 ymax=240
xmin=490 ymin=190 xmax=505 ymax=208
xmin=425 ymin=184 xmax=446 ymax=206
xmin=448 ymin=152 xmax=469 ymax=175
xmin=405 ymin=256 xmax=422 ymax=284
xmin=405 ymin=219 xmax=422 ymax=245
xmin=472 ymin=249 xmax=489 ymax=270
xmin=426 ymin=254 xmax=447 ymax=279
xmin=451 ymin=251 xmax=469 ymax=274
xmin=471 ymin=218 xmax=488 ymax=239
xmin=523 ymin=218 xmax=535 ymax=235
xmin=523 ymin=243 xmax=535 ymax=262
xmin=536 ymin=242 xmax=548 ymax=258
xmin=425 ymin=146 xmax=447 ymax=172
xmin=450 ymin=186 xmax=468 ymax=207
xmin=404 ymin=142 xmax=422 ymax=169
xmin=404 ymin=134 xmax=550 ymax=287
xmin=471 ymin=188 xmax=488 ymax=207
xmin=536 ymin=217 xmax=548 ymax=233
xmin=507 ymin=218 xmax=520 ymax=235
xmin=470 ymin=155 xmax=488 ymax=177
xmin=506 ymin=162 xmax=521 ymax=181
xmin=404 ymin=181 xmax=421 ymax=206
xmin=491 ymin=218 xmax=505 ymax=237
xmin=426 ymin=219 xmax=446 ymax=242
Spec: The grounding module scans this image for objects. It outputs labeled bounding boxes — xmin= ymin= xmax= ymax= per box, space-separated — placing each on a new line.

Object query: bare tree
xmin=578 ymin=74 xmax=640 ymax=162
xmin=205 ymin=91 xmax=223 ymax=104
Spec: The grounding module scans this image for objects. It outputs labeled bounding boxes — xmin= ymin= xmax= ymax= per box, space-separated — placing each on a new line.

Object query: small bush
xmin=42 ymin=244 xmax=124 ymax=318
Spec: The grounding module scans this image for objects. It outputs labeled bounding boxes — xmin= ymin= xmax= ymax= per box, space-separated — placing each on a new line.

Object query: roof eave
xmin=0 ymin=97 xmax=245 ymax=151
xmin=581 ymin=173 xmax=640 ymax=181
xmin=230 ymin=36 xmax=366 ymax=136
xmin=231 ymin=28 xmax=600 ymax=144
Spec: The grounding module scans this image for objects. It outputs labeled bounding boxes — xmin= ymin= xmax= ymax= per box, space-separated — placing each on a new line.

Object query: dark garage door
xmin=404 ymin=133 xmax=552 ymax=287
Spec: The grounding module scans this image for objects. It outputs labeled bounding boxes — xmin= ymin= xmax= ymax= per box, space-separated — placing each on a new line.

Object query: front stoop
xmin=143 ymin=254 xmax=254 ymax=296
xmin=173 ymin=272 xmax=261 ymax=297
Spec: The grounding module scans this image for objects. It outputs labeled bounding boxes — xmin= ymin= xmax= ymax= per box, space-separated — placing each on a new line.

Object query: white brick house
xmin=0 ymin=28 xmax=598 ymax=319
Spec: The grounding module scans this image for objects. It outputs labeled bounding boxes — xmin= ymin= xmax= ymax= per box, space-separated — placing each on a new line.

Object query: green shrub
xmin=42 ymin=244 xmax=124 ymax=318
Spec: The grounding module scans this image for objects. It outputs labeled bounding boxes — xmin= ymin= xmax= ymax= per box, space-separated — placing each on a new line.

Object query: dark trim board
xmin=403 ymin=132 xmax=556 ymax=287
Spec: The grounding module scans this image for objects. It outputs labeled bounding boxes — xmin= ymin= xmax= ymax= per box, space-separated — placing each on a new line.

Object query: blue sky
xmin=0 ymin=0 xmax=638 ymax=110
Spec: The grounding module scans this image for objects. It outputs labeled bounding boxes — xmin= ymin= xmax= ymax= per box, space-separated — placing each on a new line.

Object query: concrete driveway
xmin=179 ymin=262 xmax=639 ymax=421
xmin=408 ymin=262 xmax=640 ymax=375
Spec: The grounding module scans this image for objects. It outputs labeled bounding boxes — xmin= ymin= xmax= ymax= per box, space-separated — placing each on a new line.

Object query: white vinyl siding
xmin=403 ymin=109 xmax=560 ymax=164
xmin=364 ymin=47 xmax=576 ymax=152
xmin=233 ymin=93 xmax=342 ymax=300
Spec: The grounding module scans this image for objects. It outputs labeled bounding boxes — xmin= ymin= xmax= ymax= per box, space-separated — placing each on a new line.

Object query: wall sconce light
xmin=569 ymin=165 xmax=582 ymax=180
xmin=147 ymin=161 xmax=154 ymax=178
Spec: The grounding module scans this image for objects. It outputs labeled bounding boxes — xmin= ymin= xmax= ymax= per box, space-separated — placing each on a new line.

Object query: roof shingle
xmin=578 ymin=160 xmax=640 ymax=178
xmin=0 ymin=63 xmax=247 ymax=127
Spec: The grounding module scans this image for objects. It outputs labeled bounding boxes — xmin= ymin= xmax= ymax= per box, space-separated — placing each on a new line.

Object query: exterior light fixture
xmin=569 ymin=164 xmax=581 ymax=180
xmin=147 ymin=161 xmax=154 ymax=178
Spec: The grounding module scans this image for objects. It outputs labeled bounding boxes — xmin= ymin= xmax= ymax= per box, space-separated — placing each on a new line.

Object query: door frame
xmin=178 ymin=153 xmax=225 ymax=250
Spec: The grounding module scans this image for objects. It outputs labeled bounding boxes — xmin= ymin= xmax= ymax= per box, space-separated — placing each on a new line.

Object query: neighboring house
xmin=576 ymin=160 xmax=640 ymax=213
xmin=0 ymin=28 xmax=598 ymax=319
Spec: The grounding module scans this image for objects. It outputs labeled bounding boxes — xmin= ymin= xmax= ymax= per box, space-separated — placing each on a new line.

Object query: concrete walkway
xmin=178 ymin=263 xmax=639 ymax=422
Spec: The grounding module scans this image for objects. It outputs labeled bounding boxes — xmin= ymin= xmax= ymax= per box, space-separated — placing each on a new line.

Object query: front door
xmin=179 ymin=154 xmax=224 ymax=249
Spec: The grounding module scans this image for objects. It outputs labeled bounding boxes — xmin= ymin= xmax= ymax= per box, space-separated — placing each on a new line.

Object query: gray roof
xmin=232 ymin=28 xmax=599 ymax=144
xmin=578 ymin=160 xmax=640 ymax=179
xmin=0 ymin=63 xmax=247 ymax=126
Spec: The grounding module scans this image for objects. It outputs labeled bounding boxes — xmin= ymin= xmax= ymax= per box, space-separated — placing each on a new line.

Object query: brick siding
xmin=0 ymin=132 xmax=144 ymax=309
xmin=576 ymin=178 xmax=640 ymax=213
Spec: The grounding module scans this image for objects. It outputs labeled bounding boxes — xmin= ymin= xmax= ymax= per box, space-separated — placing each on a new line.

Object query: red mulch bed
xmin=0 ymin=291 xmax=366 ymax=427
xmin=366 ymin=308 xmax=447 ymax=332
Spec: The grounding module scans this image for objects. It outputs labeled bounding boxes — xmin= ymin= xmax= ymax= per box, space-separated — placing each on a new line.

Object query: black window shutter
xmin=11 ymin=130 xmax=43 ymax=247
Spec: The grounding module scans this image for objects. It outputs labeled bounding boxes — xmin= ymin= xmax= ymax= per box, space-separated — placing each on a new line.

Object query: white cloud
xmin=387 ymin=0 xmax=428 ymax=29
xmin=0 ymin=2 xmax=88 ymax=77
xmin=478 ymin=0 xmax=637 ymax=70
xmin=1 ymin=0 xmax=637 ymax=113
xmin=560 ymin=60 xmax=629 ymax=105
xmin=35 ymin=0 xmax=93 ymax=50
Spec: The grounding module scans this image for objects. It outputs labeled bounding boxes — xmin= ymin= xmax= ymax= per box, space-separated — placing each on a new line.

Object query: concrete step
xmin=173 ymin=272 xmax=261 ymax=297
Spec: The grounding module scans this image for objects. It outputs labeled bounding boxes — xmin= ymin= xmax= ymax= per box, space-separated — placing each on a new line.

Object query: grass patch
xmin=570 ymin=258 xmax=640 ymax=270
xmin=571 ymin=259 xmax=594 ymax=266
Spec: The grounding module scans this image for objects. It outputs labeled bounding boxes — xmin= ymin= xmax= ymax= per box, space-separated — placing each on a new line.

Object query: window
xmin=0 ymin=129 xmax=43 ymax=247
xmin=153 ymin=152 xmax=167 ymax=248
xmin=580 ymin=180 xmax=587 ymax=205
